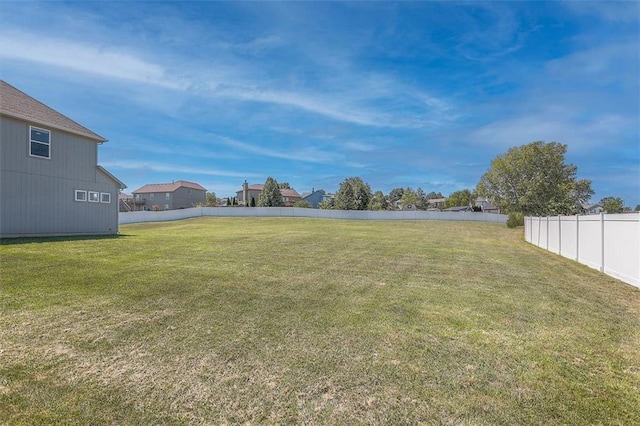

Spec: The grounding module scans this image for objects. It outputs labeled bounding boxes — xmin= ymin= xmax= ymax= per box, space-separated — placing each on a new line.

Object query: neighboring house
xmin=300 ymin=188 xmax=331 ymax=208
xmin=426 ymin=197 xmax=447 ymax=210
xmin=132 ymin=180 xmax=206 ymax=211
xmin=236 ymin=181 xmax=301 ymax=207
xmin=0 ymin=80 xmax=126 ymax=237
xmin=475 ymin=197 xmax=501 ymax=214
xmin=119 ymin=192 xmax=134 ymax=212
xmin=581 ymin=203 xmax=603 ymax=215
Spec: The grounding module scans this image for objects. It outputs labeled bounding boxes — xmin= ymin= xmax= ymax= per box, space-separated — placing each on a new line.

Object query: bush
xmin=507 ymin=212 xmax=524 ymax=228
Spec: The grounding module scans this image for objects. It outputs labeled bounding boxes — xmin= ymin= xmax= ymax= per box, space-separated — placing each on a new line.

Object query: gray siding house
xmin=132 ymin=181 xmax=206 ymax=210
xmin=301 ymin=189 xmax=332 ymax=208
xmin=236 ymin=180 xmax=302 ymax=207
xmin=0 ymin=80 xmax=126 ymax=238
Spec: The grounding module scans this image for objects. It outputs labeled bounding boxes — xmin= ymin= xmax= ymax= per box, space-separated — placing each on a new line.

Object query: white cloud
xmin=210 ymin=134 xmax=339 ymax=164
xmin=0 ymin=31 xmax=186 ymax=89
xmin=100 ymin=160 xmax=256 ymax=178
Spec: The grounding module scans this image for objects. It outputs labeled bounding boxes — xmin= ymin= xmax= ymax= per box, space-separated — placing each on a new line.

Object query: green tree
xmin=293 ymin=200 xmax=312 ymax=208
xmin=335 ymin=177 xmax=372 ymax=210
xmin=318 ymin=199 xmax=334 ymax=209
xmin=415 ymin=187 xmax=428 ymax=209
xmin=278 ymin=182 xmax=291 ymax=190
xmin=369 ymin=190 xmax=388 ymax=211
xmin=476 ymin=141 xmax=593 ymax=215
xmin=635 ymin=204 xmax=640 ymax=212
xmin=400 ymin=187 xmax=419 ymax=208
xmin=445 ymin=189 xmax=474 ymax=208
xmin=250 ymin=197 xmax=256 ymax=207
xmin=388 ymin=188 xmax=405 ymax=203
xmin=600 ymin=197 xmax=624 ymax=214
xmin=258 ymin=177 xmax=283 ymax=207
xmin=206 ymin=192 xmax=217 ymax=207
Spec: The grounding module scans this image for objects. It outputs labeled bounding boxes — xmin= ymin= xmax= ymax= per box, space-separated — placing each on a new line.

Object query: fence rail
xmin=525 ymin=213 xmax=639 ymax=288
xmin=120 ymin=207 xmax=507 ymax=225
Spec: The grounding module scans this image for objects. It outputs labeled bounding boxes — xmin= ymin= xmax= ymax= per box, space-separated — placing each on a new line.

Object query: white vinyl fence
xmin=525 ymin=213 xmax=640 ymax=288
xmin=120 ymin=207 xmax=507 ymax=224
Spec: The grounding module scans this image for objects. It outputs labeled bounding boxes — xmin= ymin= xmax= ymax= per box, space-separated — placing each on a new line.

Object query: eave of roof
xmin=0 ymin=80 xmax=107 ymax=143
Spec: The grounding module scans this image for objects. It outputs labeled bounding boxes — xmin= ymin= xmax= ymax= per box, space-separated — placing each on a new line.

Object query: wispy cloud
xmin=0 ymin=31 xmax=186 ymax=89
xmin=100 ymin=160 xmax=256 ymax=178
xmin=210 ymin=134 xmax=339 ymax=164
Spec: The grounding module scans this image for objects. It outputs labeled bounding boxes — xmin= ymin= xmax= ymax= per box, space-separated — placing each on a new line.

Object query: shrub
xmin=507 ymin=212 xmax=524 ymax=228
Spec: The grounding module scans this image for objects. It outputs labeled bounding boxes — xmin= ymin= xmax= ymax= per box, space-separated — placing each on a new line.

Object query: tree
xmin=415 ymin=188 xmax=428 ymax=209
xmin=600 ymin=197 xmax=624 ymax=214
xmin=388 ymin=188 xmax=405 ymax=203
xmin=635 ymin=204 xmax=640 ymax=212
xmin=293 ymin=200 xmax=312 ymax=208
xmin=318 ymin=198 xmax=334 ymax=209
xmin=250 ymin=197 xmax=256 ymax=207
xmin=258 ymin=177 xmax=283 ymax=207
xmin=445 ymin=189 xmax=474 ymax=208
xmin=334 ymin=177 xmax=372 ymax=210
xmin=400 ymin=187 xmax=419 ymax=208
xmin=476 ymin=141 xmax=593 ymax=215
xmin=206 ymin=192 xmax=217 ymax=207
xmin=278 ymin=182 xmax=291 ymax=190
xmin=369 ymin=190 xmax=388 ymax=211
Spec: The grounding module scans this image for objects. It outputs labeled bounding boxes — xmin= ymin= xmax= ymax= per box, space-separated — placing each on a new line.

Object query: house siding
xmin=171 ymin=187 xmax=206 ymax=209
xmin=0 ymin=116 xmax=120 ymax=237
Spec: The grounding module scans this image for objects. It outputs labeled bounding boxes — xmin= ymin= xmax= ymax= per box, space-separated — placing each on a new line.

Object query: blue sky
xmin=1 ymin=1 xmax=638 ymax=206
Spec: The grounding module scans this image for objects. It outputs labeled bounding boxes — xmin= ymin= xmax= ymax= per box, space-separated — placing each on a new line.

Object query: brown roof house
xmin=0 ymin=80 xmax=126 ymax=237
xmin=236 ymin=180 xmax=301 ymax=207
xmin=132 ymin=180 xmax=206 ymax=211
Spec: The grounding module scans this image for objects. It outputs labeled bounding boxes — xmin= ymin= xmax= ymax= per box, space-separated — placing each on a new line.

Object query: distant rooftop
xmin=133 ymin=180 xmax=207 ymax=194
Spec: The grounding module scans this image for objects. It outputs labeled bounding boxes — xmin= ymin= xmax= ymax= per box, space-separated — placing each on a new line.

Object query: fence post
xmin=546 ymin=216 xmax=549 ymax=251
xmin=558 ymin=215 xmax=562 ymax=255
xmin=575 ymin=215 xmax=579 ymax=262
xmin=600 ymin=212 xmax=605 ymax=273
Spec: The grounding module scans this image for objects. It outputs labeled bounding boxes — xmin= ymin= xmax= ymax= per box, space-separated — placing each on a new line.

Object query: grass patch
xmin=2 ymin=217 xmax=639 ymax=424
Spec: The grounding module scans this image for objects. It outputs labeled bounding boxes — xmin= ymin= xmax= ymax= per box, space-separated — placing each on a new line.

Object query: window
xmin=29 ymin=126 xmax=51 ymax=159
xmin=75 ymin=190 xmax=87 ymax=202
xmin=164 ymin=204 xmax=169 ymax=210
xmin=101 ymin=192 xmax=111 ymax=203
xmin=165 ymin=193 xmax=170 ymax=201
xmin=88 ymin=191 xmax=99 ymax=202
xmin=150 ymin=193 xmax=154 ymax=201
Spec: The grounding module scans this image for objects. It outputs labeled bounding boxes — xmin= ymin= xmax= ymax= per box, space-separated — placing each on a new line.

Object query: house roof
xmin=281 ymin=188 xmax=301 ymax=198
xmin=133 ymin=180 xmax=206 ymax=194
xmin=97 ymin=165 xmax=127 ymax=190
xmin=236 ymin=184 xmax=301 ymax=198
xmin=0 ymin=80 xmax=107 ymax=142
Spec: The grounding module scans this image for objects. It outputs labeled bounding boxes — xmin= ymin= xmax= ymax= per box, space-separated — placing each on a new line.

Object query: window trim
xmin=29 ymin=126 xmax=51 ymax=159
xmin=100 ymin=192 xmax=111 ymax=203
xmin=88 ymin=191 xmax=100 ymax=203
xmin=75 ymin=190 xmax=87 ymax=202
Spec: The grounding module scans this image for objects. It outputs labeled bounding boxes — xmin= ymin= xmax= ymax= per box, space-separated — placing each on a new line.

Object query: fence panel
xmin=121 ymin=207 xmax=508 ymax=224
xmin=560 ymin=216 xmax=578 ymax=260
xmin=525 ymin=213 xmax=639 ymax=288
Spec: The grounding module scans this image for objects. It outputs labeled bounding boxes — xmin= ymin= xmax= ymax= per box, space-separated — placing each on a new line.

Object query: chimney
xmin=243 ymin=180 xmax=248 ymax=205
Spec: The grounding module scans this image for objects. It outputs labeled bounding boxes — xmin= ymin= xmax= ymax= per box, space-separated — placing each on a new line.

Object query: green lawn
xmin=1 ymin=217 xmax=639 ymax=424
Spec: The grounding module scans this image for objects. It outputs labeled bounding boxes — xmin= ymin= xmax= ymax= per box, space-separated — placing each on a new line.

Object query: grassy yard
xmin=1 ymin=217 xmax=639 ymax=424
